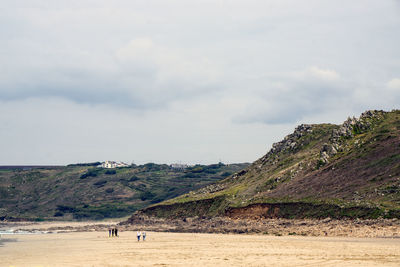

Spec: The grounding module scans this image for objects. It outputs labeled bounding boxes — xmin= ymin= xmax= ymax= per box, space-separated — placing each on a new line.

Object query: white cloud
xmin=0 ymin=36 xmax=222 ymax=109
xmin=233 ymin=66 xmax=348 ymax=124
xmin=387 ymin=78 xmax=400 ymax=90
xmin=115 ymin=37 xmax=221 ymax=99
xmin=294 ymin=67 xmax=340 ymax=81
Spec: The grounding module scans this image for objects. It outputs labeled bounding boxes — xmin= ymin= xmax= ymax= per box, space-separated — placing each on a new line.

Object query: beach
xmin=1 ymin=228 xmax=400 ymax=266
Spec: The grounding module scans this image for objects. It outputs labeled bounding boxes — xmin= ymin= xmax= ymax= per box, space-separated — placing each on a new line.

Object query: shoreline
xmin=1 ymin=217 xmax=400 ymax=238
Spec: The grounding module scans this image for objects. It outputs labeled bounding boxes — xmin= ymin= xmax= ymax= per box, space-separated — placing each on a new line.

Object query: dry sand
xmin=1 ymin=230 xmax=400 ymax=267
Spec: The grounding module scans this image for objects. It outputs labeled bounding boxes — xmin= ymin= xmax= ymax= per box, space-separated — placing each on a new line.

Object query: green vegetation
xmin=0 ymin=162 xmax=249 ymax=220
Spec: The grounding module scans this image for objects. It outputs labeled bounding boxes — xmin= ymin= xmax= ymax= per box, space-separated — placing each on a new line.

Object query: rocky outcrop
xmin=233 ymin=110 xmax=387 ymax=170
xmin=270 ymin=124 xmax=314 ymax=154
xmin=240 ymin=110 xmax=387 ymax=170
xmin=194 ymin=183 xmax=226 ymax=195
xmin=332 ymin=110 xmax=385 ymax=140
xmin=319 ymin=110 xmax=386 ymax=164
xmin=319 ymin=143 xmax=338 ymax=164
xmin=231 ymin=169 xmax=248 ymax=179
xmin=255 ymin=124 xmax=314 ymax=168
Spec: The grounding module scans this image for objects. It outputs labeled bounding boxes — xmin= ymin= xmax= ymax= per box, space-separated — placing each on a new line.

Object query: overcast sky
xmin=1 ymin=0 xmax=399 ymax=165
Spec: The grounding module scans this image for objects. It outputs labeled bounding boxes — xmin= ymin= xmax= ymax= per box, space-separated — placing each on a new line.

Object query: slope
xmin=0 ymin=162 xmax=249 ymax=220
xmin=135 ymin=110 xmax=400 ymax=220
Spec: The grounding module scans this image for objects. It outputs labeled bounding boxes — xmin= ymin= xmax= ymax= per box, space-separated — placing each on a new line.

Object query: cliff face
xmin=133 ymin=110 xmax=400 ymax=220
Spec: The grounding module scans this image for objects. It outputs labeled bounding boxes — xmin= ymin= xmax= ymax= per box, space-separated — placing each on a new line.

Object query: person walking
xmin=137 ymin=231 xmax=141 ymax=241
xmin=108 ymin=228 xmax=111 ymax=237
xmin=142 ymin=231 xmax=146 ymax=241
xmin=115 ymin=228 xmax=118 ymax=237
xmin=112 ymin=228 xmax=115 ymax=237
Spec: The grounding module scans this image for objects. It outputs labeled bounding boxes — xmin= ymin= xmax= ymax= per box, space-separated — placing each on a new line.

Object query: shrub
xmin=129 ymin=176 xmax=139 ymax=182
xmin=93 ymin=180 xmax=107 ymax=187
xmin=54 ymin=211 xmax=64 ymax=217
xmin=56 ymin=205 xmax=75 ymax=213
xmin=140 ymin=191 xmax=156 ymax=201
xmin=105 ymin=170 xmax=116 ymax=175
xmin=191 ymin=166 xmax=204 ymax=173
xmin=221 ymin=172 xmax=232 ymax=177
xmin=105 ymin=188 xmax=114 ymax=194
xmin=80 ymin=171 xmax=97 ymax=179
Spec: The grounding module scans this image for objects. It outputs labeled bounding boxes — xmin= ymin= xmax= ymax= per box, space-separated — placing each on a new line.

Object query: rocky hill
xmin=130 ymin=110 xmax=400 ymax=220
xmin=0 ymin=162 xmax=248 ymax=220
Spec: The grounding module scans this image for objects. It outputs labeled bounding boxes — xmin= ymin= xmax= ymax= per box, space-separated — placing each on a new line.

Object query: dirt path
xmin=1 ymin=231 xmax=399 ymax=266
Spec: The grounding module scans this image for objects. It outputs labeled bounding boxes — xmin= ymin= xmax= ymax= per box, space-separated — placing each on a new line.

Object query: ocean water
xmin=0 ymin=229 xmax=50 ymax=235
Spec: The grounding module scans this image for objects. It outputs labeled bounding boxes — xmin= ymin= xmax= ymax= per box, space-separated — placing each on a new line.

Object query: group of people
xmin=108 ymin=228 xmax=118 ymax=237
xmin=136 ymin=231 xmax=146 ymax=241
xmin=107 ymin=228 xmax=147 ymax=241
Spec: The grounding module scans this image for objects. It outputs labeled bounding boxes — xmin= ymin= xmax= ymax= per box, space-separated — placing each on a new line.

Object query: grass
xmin=0 ymin=163 xmax=249 ymax=220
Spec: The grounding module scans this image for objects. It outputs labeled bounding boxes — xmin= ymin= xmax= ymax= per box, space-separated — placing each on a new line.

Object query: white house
xmin=100 ymin=161 xmax=129 ymax=168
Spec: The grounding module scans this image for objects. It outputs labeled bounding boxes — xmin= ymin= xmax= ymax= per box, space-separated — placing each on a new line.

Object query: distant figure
xmin=109 ymin=228 xmax=111 ymax=237
xmin=137 ymin=231 xmax=141 ymax=241
xmin=142 ymin=231 xmax=146 ymax=241
xmin=112 ymin=228 xmax=115 ymax=237
xmin=115 ymin=228 xmax=118 ymax=237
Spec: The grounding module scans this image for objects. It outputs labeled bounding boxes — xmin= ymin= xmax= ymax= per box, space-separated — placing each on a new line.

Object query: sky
xmin=1 ymin=0 xmax=399 ymax=165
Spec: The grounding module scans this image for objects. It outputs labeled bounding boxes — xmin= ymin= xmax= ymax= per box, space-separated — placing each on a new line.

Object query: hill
xmin=131 ymin=110 xmax=400 ymax=220
xmin=0 ymin=162 xmax=249 ymax=220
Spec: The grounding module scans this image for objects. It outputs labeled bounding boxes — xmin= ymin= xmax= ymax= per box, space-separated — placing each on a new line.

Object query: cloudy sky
xmin=1 ymin=0 xmax=399 ymax=165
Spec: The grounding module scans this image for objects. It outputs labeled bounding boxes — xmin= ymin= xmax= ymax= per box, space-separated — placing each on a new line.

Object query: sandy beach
xmin=1 ymin=229 xmax=400 ymax=267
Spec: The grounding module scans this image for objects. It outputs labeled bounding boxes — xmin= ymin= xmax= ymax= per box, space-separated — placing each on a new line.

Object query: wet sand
xmin=0 ymin=220 xmax=120 ymax=232
xmin=1 ymin=231 xmax=400 ymax=267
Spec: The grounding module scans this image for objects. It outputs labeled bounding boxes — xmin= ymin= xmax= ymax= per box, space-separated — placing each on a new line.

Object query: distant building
xmin=170 ymin=163 xmax=188 ymax=170
xmin=100 ymin=161 xmax=129 ymax=169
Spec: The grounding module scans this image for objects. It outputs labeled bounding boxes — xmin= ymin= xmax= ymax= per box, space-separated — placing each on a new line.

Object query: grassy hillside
xmin=0 ymin=162 xmax=249 ymax=220
xmin=136 ymin=110 xmax=400 ymax=220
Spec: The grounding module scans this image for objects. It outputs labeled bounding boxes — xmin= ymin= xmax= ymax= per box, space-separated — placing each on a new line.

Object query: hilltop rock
xmin=270 ymin=124 xmax=313 ymax=154
xmin=257 ymin=124 xmax=314 ymax=168
xmin=332 ymin=110 xmax=385 ymax=140
xmin=319 ymin=110 xmax=386 ymax=164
